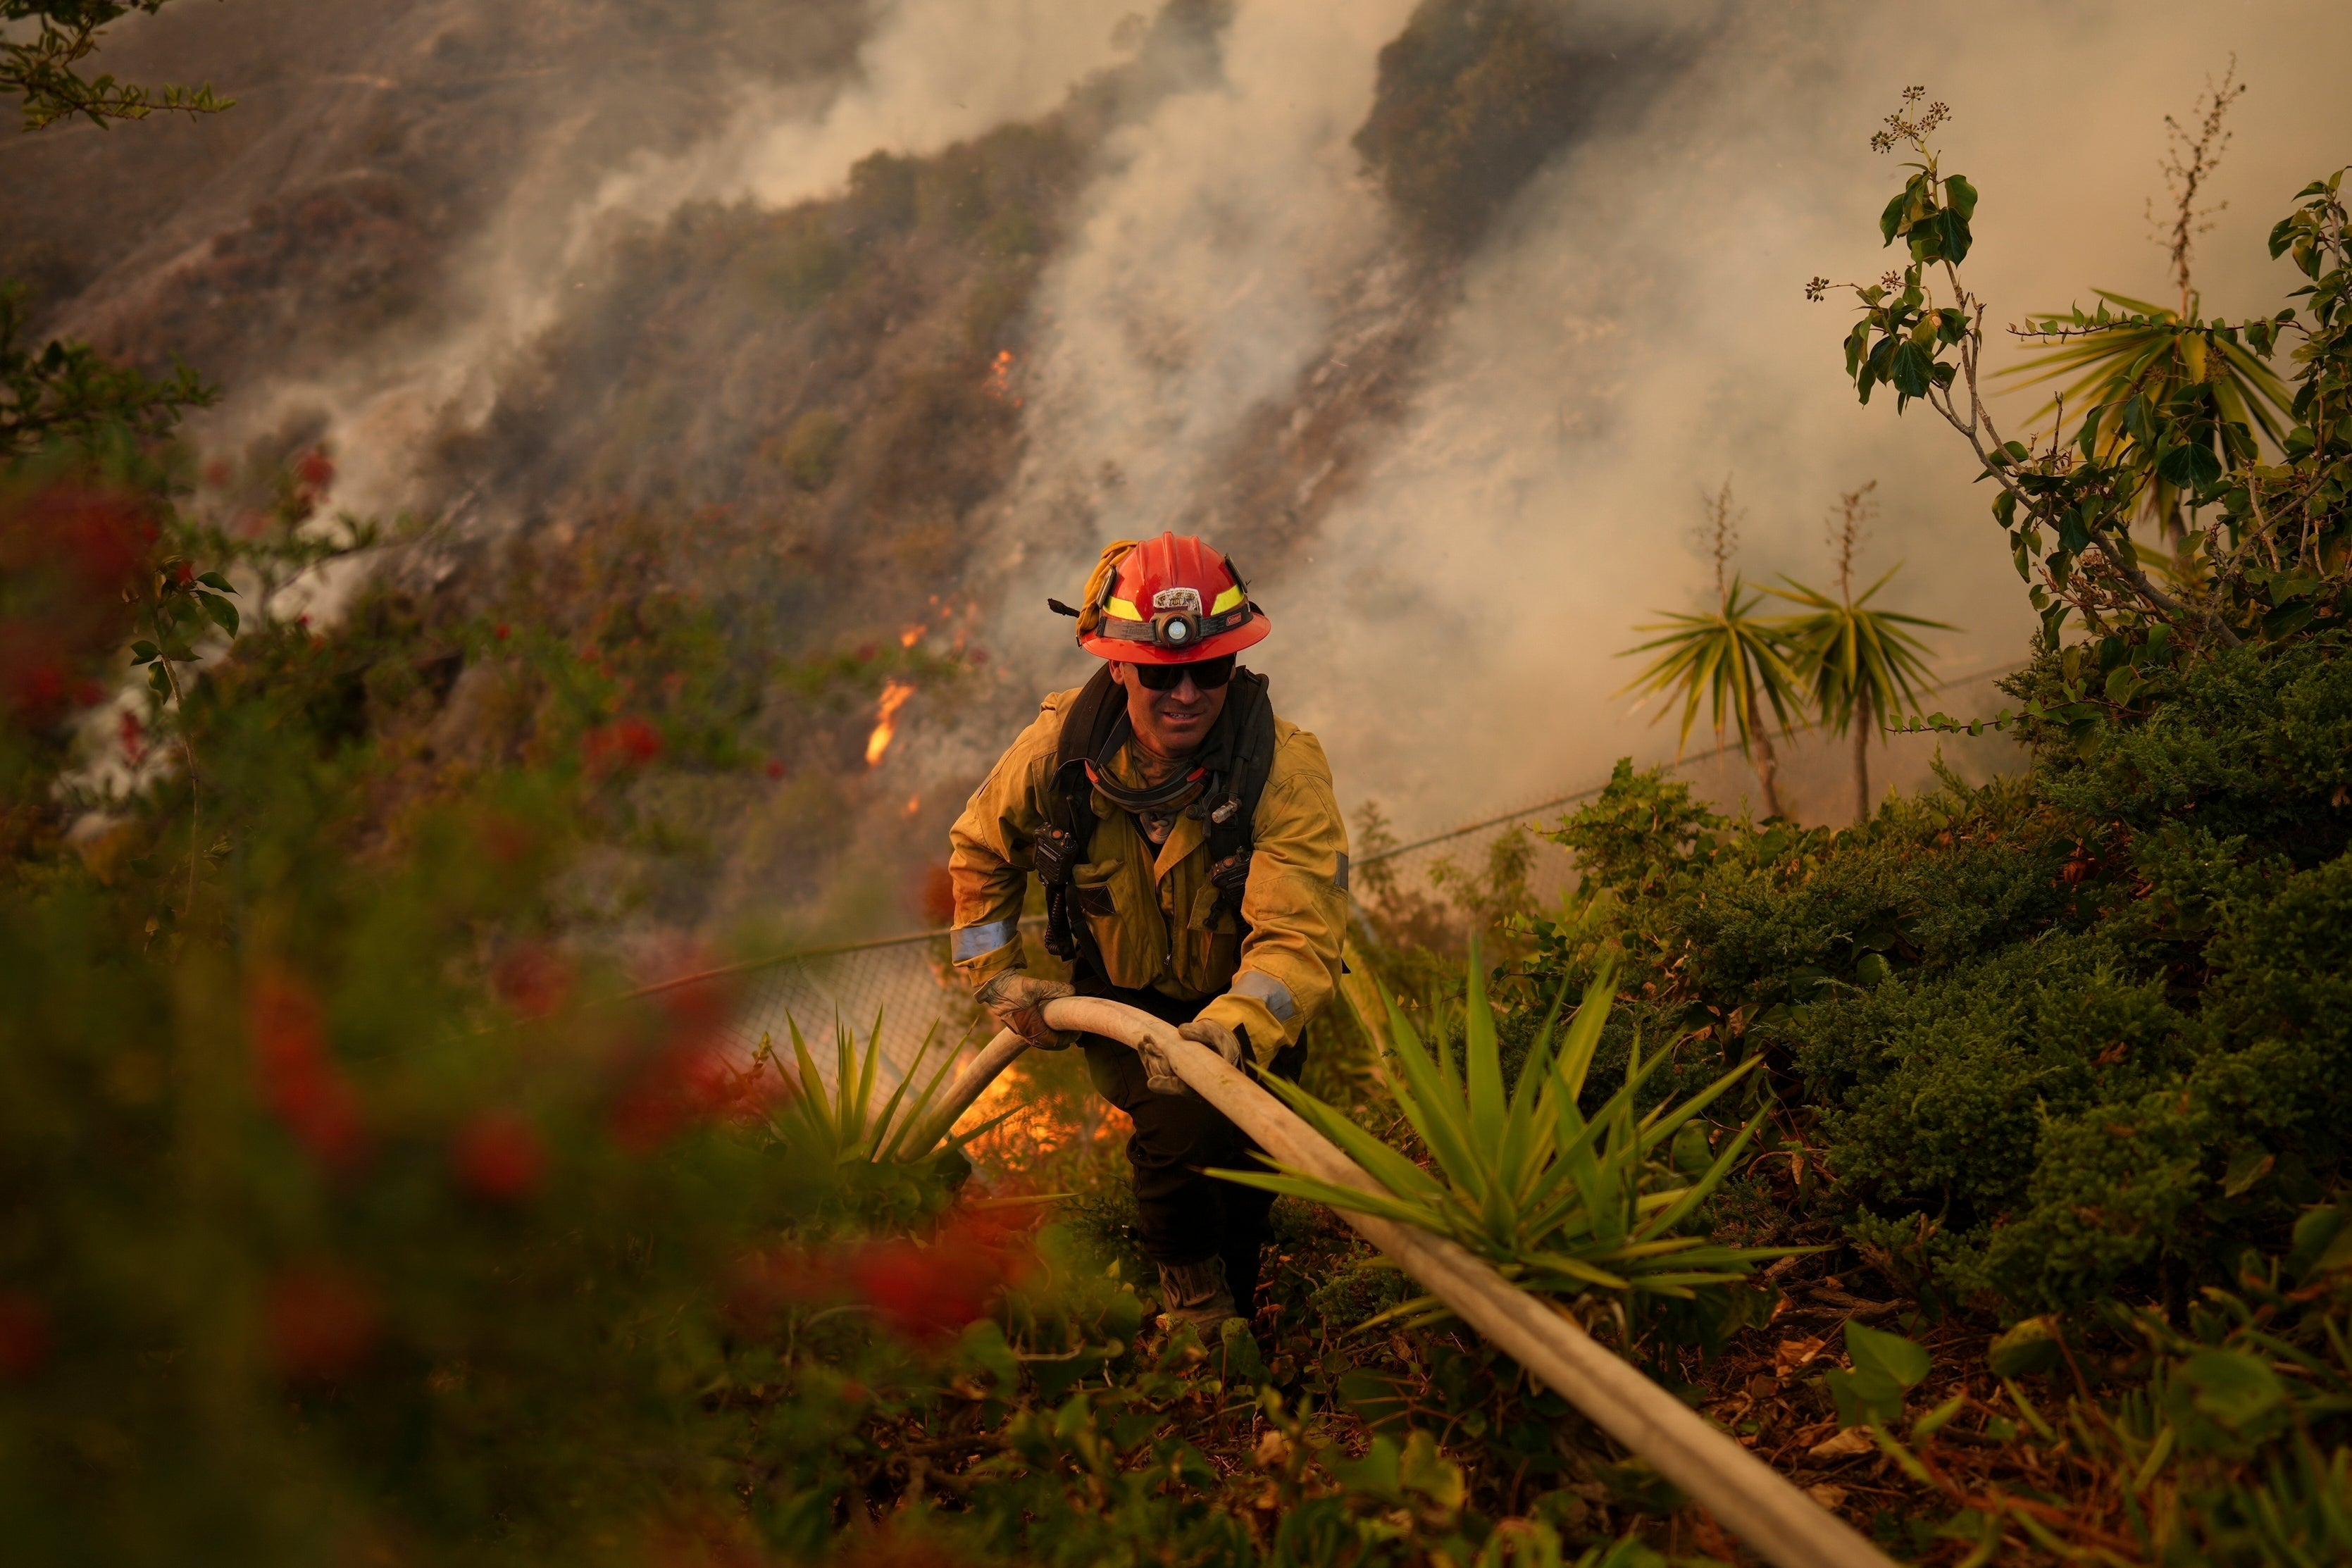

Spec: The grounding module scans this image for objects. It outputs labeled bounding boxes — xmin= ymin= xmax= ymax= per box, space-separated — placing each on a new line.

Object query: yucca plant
xmin=1772 ymin=483 xmax=1951 ymax=826
xmin=755 ymin=1014 xmax=1004 ymax=1168
xmin=2000 ymin=289 xmax=2292 ymax=537
xmin=1619 ymin=482 xmax=1801 ymax=820
xmin=1216 ymin=953 xmax=1797 ymax=1326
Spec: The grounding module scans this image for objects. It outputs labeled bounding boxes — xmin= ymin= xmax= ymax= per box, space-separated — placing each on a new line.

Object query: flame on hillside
xmin=865 ymin=679 xmax=916 ymax=766
xmin=983 ymin=349 xmax=1021 ymax=406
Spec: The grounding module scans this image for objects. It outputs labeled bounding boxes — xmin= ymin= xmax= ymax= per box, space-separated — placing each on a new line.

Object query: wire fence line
xmin=668 ymin=659 xmax=2027 ymax=1086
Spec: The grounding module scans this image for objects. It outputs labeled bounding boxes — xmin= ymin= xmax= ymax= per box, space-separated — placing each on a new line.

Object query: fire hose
xmin=905 ymin=997 xmax=1894 ymax=1568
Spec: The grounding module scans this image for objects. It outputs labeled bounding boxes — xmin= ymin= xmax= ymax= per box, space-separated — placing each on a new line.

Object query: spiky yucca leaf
xmin=1215 ymin=949 xmax=1806 ymax=1321
xmin=1618 ymin=577 xmax=1802 ymax=759
xmin=1770 ymin=568 xmax=1948 ymax=739
xmin=2000 ymin=290 xmax=2293 ymax=531
xmin=759 ymin=1013 xmax=997 ymax=1165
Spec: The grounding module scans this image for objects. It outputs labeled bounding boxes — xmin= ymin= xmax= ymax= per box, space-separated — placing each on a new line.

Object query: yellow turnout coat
xmin=947 ymin=685 xmax=1350 ymax=1061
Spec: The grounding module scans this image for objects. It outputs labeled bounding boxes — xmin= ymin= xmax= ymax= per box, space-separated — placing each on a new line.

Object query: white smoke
xmin=237 ymin=0 xmax=1149 ymax=543
xmin=986 ymin=0 xmax=2352 ymax=835
xmin=983 ymin=0 xmax=1420 ymax=671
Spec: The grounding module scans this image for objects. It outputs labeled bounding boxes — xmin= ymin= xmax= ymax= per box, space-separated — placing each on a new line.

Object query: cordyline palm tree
xmin=1619 ymin=483 xmax=1800 ymax=820
xmin=1998 ymin=66 xmax=2291 ymax=537
xmin=1772 ymin=484 xmax=1950 ymax=826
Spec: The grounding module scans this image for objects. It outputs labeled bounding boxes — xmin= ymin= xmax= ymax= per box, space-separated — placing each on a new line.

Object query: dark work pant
xmin=1074 ymin=974 xmax=1307 ymax=1319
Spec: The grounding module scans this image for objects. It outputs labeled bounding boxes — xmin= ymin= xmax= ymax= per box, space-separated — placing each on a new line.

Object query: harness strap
xmin=1040 ymin=666 xmax=1278 ymax=980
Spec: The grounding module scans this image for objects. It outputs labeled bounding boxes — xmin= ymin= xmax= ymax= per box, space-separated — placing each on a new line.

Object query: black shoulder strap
xmin=1205 ymin=669 xmax=1277 ymax=927
xmin=1037 ymin=666 xmax=1125 ymax=969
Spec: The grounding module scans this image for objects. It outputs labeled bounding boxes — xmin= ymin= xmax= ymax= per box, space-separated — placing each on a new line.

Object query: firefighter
xmin=947 ymin=533 xmax=1349 ymax=1331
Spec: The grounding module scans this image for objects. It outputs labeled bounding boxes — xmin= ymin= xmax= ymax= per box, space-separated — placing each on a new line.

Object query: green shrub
xmin=1528 ymin=637 xmax=2352 ymax=1313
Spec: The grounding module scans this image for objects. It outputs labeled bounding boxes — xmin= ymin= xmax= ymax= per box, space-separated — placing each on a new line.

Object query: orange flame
xmin=865 ymin=679 xmax=915 ymax=767
xmin=983 ymin=349 xmax=1021 ymax=406
xmin=900 ymin=623 xmax=926 ymax=647
xmin=902 ymin=795 xmax=921 ymax=818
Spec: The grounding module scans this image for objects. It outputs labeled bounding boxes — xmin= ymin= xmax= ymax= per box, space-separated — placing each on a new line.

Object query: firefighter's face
xmin=1110 ymin=659 xmax=1228 ymax=759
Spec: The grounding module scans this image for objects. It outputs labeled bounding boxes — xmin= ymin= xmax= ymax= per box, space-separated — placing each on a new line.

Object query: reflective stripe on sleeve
xmin=1333 ymin=852 xmax=1350 ymax=893
xmin=952 ymin=917 xmax=1021 ymax=963
xmin=1231 ymin=969 xmax=1295 ymax=1022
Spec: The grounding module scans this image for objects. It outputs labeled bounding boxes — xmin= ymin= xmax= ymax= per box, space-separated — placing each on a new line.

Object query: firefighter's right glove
xmin=1143 ymin=1019 xmax=1244 ymax=1097
xmin=974 ymin=971 xmax=1076 ymax=1050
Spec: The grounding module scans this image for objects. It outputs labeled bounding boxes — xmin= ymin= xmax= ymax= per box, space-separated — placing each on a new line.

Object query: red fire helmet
xmin=1071 ymin=533 xmax=1270 ymax=664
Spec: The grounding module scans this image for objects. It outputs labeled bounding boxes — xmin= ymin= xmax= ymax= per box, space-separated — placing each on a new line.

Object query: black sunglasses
xmin=1131 ymin=654 xmax=1235 ymax=692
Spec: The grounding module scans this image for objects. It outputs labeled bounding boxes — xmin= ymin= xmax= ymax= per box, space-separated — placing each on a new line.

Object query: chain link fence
xmin=692 ymin=662 xmax=2027 ymax=1085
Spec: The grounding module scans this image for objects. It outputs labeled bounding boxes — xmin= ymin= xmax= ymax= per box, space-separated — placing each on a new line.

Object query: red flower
xmin=119 ymin=709 xmax=146 ymax=767
xmin=492 ymin=622 xmax=511 ymax=642
xmin=247 ymin=967 xmax=368 ymax=1171
xmin=0 ymin=1292 xmax=54 ymax=1381
xmin=453 ymin=1111 xmax=549 ymax=1202
xmin=850 ymin=1205 xmax=1038 ymax=1349
xmin=492 ymin=943 xmax=574 ymax=1019
xmin=264 ymin=1264 xmax=379 ymax=1379
xmin=764 ymin=759 xmax=786 ymax=780
xmin=607 ymin=973 xmax=750 ymax=1150
xmin=294 ymin=449 xmax=336 ymax=491
xmin=583 ymin=716 xmax=662 ymax=776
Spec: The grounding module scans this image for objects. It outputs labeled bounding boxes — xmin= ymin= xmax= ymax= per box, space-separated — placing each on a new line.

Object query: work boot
xmin=1155 ymin=1255 xmax=1238 ymax=1331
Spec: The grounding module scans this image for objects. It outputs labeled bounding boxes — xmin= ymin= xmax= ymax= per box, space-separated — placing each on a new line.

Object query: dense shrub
xmin=1527 ymin=635 xmax=2352 ymax=1314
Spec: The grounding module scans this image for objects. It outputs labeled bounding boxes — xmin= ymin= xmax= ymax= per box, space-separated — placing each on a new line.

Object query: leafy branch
xmin=4 ymin=1 xmax=232 ymax=131
xmin=1808 ymin=87 xmax=2234 ymax=649
xmin=1 ymin=282 xmax=216 ymax=463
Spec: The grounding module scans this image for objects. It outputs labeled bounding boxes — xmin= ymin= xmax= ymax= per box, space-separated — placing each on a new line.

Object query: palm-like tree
xmin=1772 ymin=485 xmax=1950 ymax=826
xmin=1619 ymin=483 xmax=1801 ymax=821
xmin=2001 ymin=289 xmax=2291 ymax=537
xmin=1998 ymin=73 xmax=2291 ymax=537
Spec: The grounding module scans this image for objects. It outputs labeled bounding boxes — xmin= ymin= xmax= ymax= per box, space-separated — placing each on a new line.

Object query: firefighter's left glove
xmin=1143 ymin=1019 xmax=1245 ymax=1097
xmin=975 ymin=971 xmax=1076 ymax=1050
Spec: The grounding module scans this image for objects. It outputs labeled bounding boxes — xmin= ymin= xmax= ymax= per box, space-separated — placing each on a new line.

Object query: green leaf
xmin=1879 ymin=189 xmax=1908 ymax=246
xmin=1986 ymin=1317 xmax=2062 ymax=1378
xmin=198 ymin=592 xmax=239 ymax=637
xmin=2180 ymin=1350 xmax=2286 ymax=1432
xmin=1943 ymin=174 xmax=1978 ymax=221
xmin=196 ymin=571 xmax=236 ymax=592
xmin=1846 ymin=1320 xmax=1931 ymax=1388
xmin=2222 ymin=1146 xmax=2275 ymax=1197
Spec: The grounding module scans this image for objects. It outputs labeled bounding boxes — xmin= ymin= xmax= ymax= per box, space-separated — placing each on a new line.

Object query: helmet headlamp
xmin=1152 ymin=610 xmax=1202 ymax=649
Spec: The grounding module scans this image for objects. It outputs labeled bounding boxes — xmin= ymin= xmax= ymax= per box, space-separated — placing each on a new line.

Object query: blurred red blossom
xmin=583 ymin=716 xmax=662 ymax=776
xmin=1 ymin=482 xmax=155 ymax=726
xmin=0 ymin=1291 xmax=54 ymax=1381
xmin=453 ymin=1110 xmax=549 ymax=1202
xmin=118 ymin=708 xmax=146 ymax=767
xmin=492 ymin=942 xmax=575 ymax=1019
xmin=294 ymin=449 xmax=336 ymax=491
xmin=734 ymin=1197 xmax=1040 ymax=1350
xmin=608 ymin=971 xmax=750 ymax=1151
xmin=264 ymin=1264 xmax=380 ymax=1379
xmin=247 ymin=966 xmax=368 ymax=1171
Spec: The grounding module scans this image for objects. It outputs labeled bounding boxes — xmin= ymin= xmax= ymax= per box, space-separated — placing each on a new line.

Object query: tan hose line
xmin=917 ymin=1001 xmax=1893 ymax=1568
